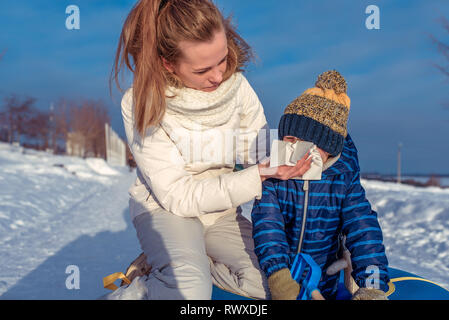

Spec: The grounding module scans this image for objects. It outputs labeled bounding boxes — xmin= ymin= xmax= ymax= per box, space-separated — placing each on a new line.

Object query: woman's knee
xmin=151 ymin=256 xmax=212 ymax=299
xmin=133 ymin=210 xmax=212 ymax=299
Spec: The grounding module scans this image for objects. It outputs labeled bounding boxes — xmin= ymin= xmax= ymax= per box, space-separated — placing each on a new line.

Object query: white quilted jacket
xmin=122 ymin=72 xmax=268 ymax=223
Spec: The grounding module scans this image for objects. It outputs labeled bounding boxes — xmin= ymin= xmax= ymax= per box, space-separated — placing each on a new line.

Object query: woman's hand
xmin=258 ymin=152 xmax=312 ymax=182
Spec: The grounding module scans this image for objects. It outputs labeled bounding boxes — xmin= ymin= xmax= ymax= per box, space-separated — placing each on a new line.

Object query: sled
xmin=211 ymin=267 xmax=449 ymax=300
xmin=103 ymin=253 xmax=449 ymax=300
xmin=290 ymin=253 xmax=324 ymax=300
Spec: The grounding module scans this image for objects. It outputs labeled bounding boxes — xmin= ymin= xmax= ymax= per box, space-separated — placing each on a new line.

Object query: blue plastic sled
xmin=212 ymin=265 xmax=449 ymax=300
xmin=290 ymin=253 xmax=323 ymax=300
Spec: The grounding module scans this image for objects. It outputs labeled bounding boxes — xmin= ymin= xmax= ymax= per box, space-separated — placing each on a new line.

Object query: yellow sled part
xmin=386 ymin=276 xmax=449 ymax=297
xmin=103 ymin=272 xmax=131 ymax=291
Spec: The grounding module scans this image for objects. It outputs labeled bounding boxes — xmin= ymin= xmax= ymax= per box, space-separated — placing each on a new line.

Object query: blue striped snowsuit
xmin=251 ymin=135 xmax=389 ymax=299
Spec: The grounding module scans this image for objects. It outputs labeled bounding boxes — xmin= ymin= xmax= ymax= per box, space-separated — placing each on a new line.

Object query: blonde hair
xmin=110 ymin=0 xmax=253 ymax=136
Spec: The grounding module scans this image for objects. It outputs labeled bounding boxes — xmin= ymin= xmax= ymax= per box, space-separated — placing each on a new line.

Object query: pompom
xmin=315 ymin=70 xmax=347 ymax=94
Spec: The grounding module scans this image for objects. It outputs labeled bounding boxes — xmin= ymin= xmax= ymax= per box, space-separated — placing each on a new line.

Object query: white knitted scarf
xmin=163 ymin=72 xmax=243 ymax=131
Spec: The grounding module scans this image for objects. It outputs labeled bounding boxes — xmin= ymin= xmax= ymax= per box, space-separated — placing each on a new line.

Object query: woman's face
xmin=163 ymin=29 xmax=228 ymax=92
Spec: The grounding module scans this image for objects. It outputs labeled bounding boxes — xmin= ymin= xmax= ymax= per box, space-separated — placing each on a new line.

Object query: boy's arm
xmin=251 ymin=179 xmax=299 ymax=299
xmin=341 ymin=171 xmax=389 ymax=292
xmin=251 ymin=179 xmax=290 ymax=277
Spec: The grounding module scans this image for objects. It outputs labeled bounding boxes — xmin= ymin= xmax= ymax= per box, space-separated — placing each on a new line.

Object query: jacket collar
xmin=322 ymin=134 xmax=360 ymax=177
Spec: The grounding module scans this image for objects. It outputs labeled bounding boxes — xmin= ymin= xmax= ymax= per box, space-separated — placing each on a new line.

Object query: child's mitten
xmin=351 ymin=288 xmax=388 ymax=300
xmin=268 ymin=268 xmax=300 ymax=300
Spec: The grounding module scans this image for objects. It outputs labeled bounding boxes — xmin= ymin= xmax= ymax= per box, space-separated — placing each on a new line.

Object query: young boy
xmin=251 ymin=70 xmax=389 ymax=300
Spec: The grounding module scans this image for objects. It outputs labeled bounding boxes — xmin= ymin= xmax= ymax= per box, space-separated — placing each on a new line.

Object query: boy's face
xmin=282 ymin=136 xmax=330 ymax=163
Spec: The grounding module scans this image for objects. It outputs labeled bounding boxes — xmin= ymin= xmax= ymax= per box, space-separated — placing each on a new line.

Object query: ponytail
xmin=111 ymin=0 xmax=253 ymax=137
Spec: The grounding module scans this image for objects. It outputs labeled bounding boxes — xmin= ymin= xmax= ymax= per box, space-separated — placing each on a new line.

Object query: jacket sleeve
xmin=341 ymin=171 xmax=390 ymax=291
xmin=251 ymin=179 xmax=291 ymax=278
xmin=122 ymin=88 xmax=262 ymax=218
xmin=236 ymin=75 xmax=269 ymax=166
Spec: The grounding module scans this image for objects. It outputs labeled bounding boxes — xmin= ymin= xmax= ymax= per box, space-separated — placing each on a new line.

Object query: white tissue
xmin=269 ymin=139 xmax=323 ymax=180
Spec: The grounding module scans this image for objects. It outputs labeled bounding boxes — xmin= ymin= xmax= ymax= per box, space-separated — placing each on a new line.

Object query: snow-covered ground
xmin=362 ymin=179 xmax=449 ymax=290
xmin=0 ymin=142 xmax=448 ymax=299
xmin=0 ymin=142 xmax=140 ymax=299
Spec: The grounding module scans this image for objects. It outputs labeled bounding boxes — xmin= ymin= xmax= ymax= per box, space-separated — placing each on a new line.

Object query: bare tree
xmin=1 ymin=94 xmax=36 ymax=145
xmin=430 ymin=17 xmax=449 ymax=77
xmin=0 ymin=93 xmax=110 ymax=156
xmin=430 ymin=16 xmax=449 ymax=111
xmin=26 ymin=110 xmax=50 ymax=150
xmin=53 ymin=98 xmax=71 ymax=152
xmin=0 ymin=109 xmax=7 ymax=142
xmin=1 ymin=94 xmax=52 ymax=150
xmin=66 ymin=99 xmax=110 ymax=158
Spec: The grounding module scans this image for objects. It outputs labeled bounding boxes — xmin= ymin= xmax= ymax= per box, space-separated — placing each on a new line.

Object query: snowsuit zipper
xmin=297 ymin=180 xmax=309 ymax=254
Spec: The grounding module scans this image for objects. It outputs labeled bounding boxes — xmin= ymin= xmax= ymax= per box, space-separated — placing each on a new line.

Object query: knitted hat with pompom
xmin=278 ymin=70 xmax=351 ymax=156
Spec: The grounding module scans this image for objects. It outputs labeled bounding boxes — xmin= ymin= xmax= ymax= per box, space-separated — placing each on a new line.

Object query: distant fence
xmin=105 ymin=123 xmax=126 ymax=166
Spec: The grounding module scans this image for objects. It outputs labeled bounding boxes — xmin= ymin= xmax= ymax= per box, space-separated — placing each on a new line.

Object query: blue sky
xmin=1 ymin=0 xmax=448 ymax=174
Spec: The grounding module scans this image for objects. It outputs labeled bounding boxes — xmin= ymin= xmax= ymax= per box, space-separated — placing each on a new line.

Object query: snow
xmin=361 ymin=179 xmax=449 ymax=290
xmin=0 ymin=142 xmax=140 ymax=299
xmin=0 ymin=141 xmax=448 ymax=299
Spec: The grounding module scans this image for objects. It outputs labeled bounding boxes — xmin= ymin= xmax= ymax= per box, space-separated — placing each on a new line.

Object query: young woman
xmin=108 ymin=0 xmax=311 ymax=300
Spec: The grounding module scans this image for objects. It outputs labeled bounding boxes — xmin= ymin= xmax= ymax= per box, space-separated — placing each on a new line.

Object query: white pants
xmin=130 ymin=208 xmax=269 ymax=300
